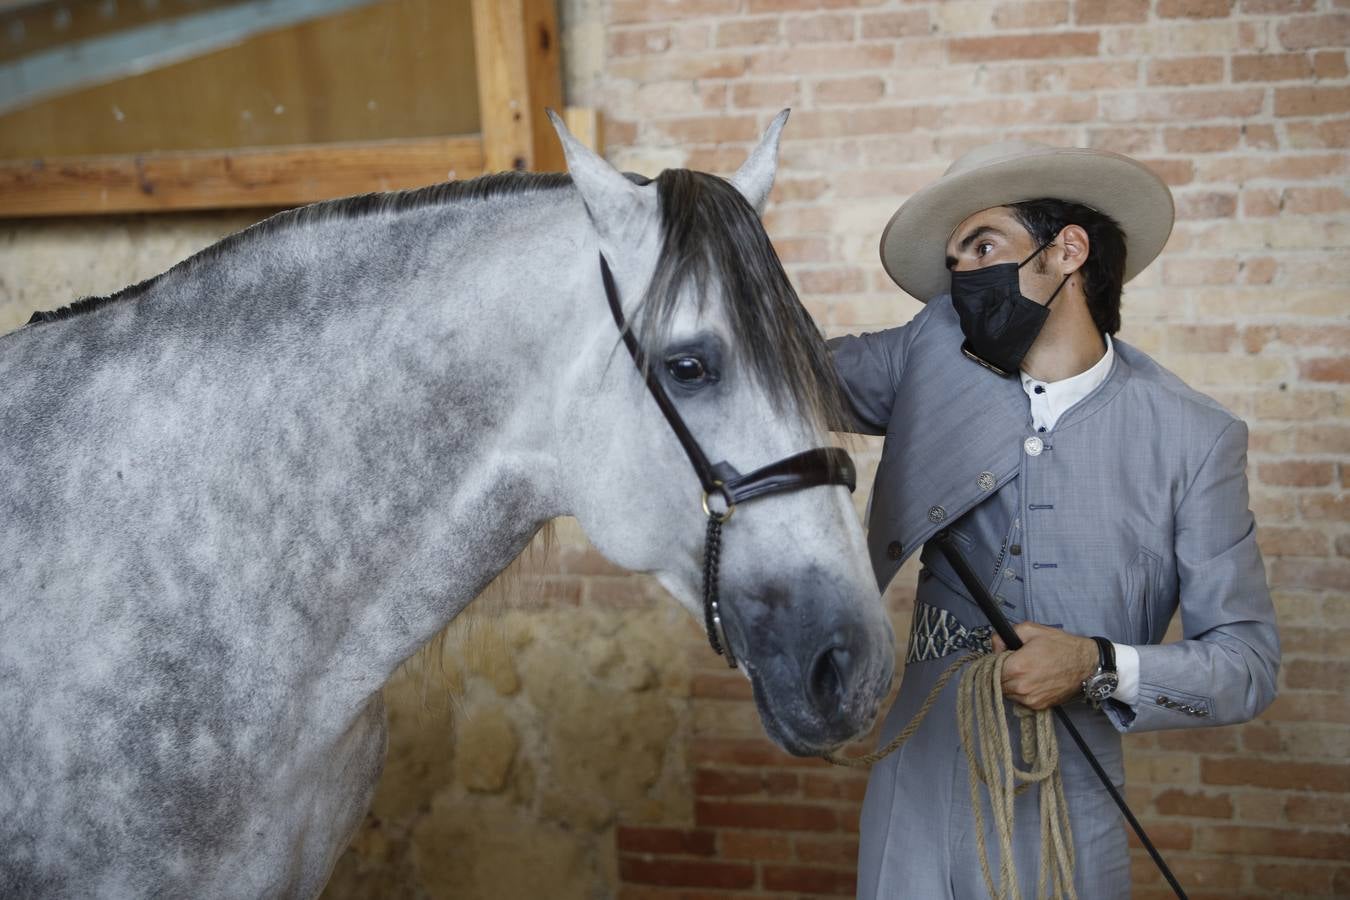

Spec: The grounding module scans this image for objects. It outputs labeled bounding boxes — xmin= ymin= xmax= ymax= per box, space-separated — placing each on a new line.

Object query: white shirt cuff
xmin=1110 ymin=642 xmax=1140 ymax=706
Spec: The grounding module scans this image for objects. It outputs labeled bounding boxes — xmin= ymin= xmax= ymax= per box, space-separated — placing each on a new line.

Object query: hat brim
xmin=879 ymin=147 xmax=1175 ymax=303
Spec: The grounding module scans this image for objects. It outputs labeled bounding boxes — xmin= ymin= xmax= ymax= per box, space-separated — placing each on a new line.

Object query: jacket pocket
xmin=1125 ymin=547 xmax=1160 ymax=644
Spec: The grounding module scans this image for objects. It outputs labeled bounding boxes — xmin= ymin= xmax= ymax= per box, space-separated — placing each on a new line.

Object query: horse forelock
xmin=635 ymin=169 xmax=849 ymax=434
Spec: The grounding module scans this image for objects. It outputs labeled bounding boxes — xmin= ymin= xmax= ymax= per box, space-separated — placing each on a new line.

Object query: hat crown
xmin=942 ymin=140 xmax=1059 ymax=178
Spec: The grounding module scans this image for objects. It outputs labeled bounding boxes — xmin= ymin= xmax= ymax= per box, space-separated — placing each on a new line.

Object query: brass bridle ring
xmin=701 ymin=481 xmax=735 ymax=523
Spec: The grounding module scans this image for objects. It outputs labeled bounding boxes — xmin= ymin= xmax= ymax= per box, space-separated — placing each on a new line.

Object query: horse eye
xmin=667 ymin=355 xmax=707 ymax=383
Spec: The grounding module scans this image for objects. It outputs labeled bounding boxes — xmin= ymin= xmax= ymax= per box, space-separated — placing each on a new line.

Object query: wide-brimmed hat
xmin=879 ymin=141 xmax=1175 ymax=302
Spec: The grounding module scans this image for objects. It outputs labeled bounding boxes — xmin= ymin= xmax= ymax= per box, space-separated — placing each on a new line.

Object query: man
xmin=828 ymin=141 xmax=1280 ymax=898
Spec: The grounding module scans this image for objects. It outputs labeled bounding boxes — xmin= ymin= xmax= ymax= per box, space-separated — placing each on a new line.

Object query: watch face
xmin=1085 ymin=673 xmax=1119 ymax=702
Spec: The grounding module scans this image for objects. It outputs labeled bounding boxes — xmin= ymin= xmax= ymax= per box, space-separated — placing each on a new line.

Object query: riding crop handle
xmin=932 ymin=529 xmax=1189 ymax=900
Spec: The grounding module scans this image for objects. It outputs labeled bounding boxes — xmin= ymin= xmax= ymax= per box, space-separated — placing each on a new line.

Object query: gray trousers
xmin=856 ymin=657 xmax=1132 ymax=899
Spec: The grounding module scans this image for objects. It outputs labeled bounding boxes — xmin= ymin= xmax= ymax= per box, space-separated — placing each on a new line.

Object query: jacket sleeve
xmin=826 ymin=309 xmax=928 ymax=435
xmin=1105 ymin=419 xmax=1280 ymax=733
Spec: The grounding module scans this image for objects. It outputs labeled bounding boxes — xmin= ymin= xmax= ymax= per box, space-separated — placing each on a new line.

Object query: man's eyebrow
xmin=945 ymin=225 xmax=1007 ymax=270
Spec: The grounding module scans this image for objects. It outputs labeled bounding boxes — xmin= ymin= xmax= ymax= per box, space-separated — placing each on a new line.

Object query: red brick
xmin=784 ymin=12 xmax=856 ymax=43
xmin=1258 ymin=461 xmax=1337 ymax=487
xmin=1202 ymin=758 xmax=1350 ymax=792
xmin=1158 ymin=0 xmax=1236 ymax=16
xmin=813 ymin=75 xmax=886 ymax=106
xmin=714 ymin=17 xmax=780 ymax=47
xmin=1162 ymin=258 xmax=1240 ymax=286
xmin=1285 ymin=659 xmax=1350 ymax=691
xmin=617 ymin=826 xmax=717 ymax=856
xmin=1299 ymin=357 xmax=1350 ymax=382
xmin=618 ymin=857 xmax=756 ymax=889
xmin=695 ymin=800 xmax=840 ymax=831
xmin=947 ymin=31 xmax=1100 ymax=63
xmin=1253 ymin=862 xmax=1337 ymax=894
xmin=1314 ymin=50 xmax=1349 ymax=79
xmin=748 ymin=42 xmax=895 ymax=74
xmin=695 ymin=770 xmax=766 ymax=796
xmin=731 ymin=79 xmax=801 ymax=110
xmin=1296 ymin=425 xmax=1350 ymax=455
xmin=1163 ymin=125 xmax=1241 ymax=153
xmin=718 ymin=831 xmax=793 ymax=860
xmin=1257 ymin=525 xmax=1331 ymax=556
xmin=859 ymin=10 xmax=930 ymax=39
xmin=1232 ymin=52 xmax=1316 ymax=82
xmin=1197 ymin=825 xmax=1350 ymax=860
xmin=1075 ymin=0 xmax=1149 ymax=24
xmin=1286 ymin=117 xmax=1350 ymax=149
xmin=1268 ymin=557 xmax=1350 ymax=591
xmin=1124 ymin=820 xmax=1193 ymax=851
xmin=1276 ymin=86 xmax=1350 ymax=117
xmin=795 ymin=835 xmax=860 ymax=866
xmin=692 ymin=737 xmax=828 ymax=768
xmin=1278 ymin=13 xmax=1350 ymax=50
xmin=1154 ymin=789 xmax=1235 ymax=820
xmin=1300 ymin=492 xmax=1348 ymax=521
xmin=762 ymin=864 xmax=856 ymax=895
xmin=1176 ymin=191 xmax=1238 ymax=220
xmin=610 ymin=26 xmax=673 ymax=57
xmin=1148 ymin=55 xmax=1225 ymax=85
xmin=991 ymin=1 xmax=1070 ymax=28
xmin=611 ymin=0 xmax=739 ymax=24
xmin=1242 ymin=0 xmax=1315 ymax=11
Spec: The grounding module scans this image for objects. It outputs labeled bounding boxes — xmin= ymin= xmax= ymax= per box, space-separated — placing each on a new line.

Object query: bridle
xmin=600 ymin=254 xmax=857 ymax=668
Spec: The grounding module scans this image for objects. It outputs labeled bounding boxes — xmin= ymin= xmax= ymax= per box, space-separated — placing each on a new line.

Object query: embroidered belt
xmin=906 ymin=600 xmax=994 ymax=664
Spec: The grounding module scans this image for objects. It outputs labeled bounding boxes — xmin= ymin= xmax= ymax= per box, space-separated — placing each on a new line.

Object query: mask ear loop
xmin=1019 ymin=228 xmax=1073 ymax=309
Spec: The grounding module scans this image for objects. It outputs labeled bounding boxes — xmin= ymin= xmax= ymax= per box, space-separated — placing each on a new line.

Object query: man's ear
xmin=730 ymin=109 xmax=789 ymax=216
xmin=547 ymin=108 xmax=645 ymax=239
xmin=1058 ymin=224 xmax=1090 ymax=276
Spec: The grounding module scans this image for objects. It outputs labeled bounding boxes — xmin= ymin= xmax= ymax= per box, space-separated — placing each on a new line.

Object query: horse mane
xmin=26 ymin=165 xmax=848 ymax=431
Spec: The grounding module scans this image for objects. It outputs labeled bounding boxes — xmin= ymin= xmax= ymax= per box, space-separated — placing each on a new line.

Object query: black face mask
xmin=950 ymin=235 xmax=1070 ymax=378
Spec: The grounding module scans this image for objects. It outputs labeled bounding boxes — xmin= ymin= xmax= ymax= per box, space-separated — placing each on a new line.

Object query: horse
xmin=0 ymin=111 xmax=894 ymax=898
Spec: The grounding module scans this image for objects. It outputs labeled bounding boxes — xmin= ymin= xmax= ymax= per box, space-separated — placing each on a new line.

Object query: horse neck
xmin=19 ymin=191 xmax=599 ymax=701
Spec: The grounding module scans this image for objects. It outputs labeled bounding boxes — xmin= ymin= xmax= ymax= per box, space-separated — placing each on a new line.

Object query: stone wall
xmin=2 ymin=0 xmax=1346 ymax=897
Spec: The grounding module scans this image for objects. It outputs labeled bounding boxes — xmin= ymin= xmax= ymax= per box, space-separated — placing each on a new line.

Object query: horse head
xmin=550 ymin=111 xmax=895 ymax=755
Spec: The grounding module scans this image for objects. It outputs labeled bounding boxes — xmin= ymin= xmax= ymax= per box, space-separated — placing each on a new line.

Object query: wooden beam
xmin=471 ymin=0 xmax=565 ymax=174
xmin=0 ymin=135 xmax=485 ymax=217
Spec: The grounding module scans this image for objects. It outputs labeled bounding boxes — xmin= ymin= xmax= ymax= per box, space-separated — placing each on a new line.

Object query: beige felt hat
xmin=879 ymin=141 xmax=1175 ymax=302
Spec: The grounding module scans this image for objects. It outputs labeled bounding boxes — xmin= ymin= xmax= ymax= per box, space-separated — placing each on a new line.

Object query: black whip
xmin=934 ymin=529 xmax=1188 ymax=900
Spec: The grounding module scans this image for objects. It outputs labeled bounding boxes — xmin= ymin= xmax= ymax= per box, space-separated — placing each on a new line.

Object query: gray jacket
xmin=829 ymin=296 xmax=1279 ymax=733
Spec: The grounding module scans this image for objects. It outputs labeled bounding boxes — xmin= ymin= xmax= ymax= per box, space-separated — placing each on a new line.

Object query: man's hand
xmin=991 ymin=622 xmax=1099 ymax=710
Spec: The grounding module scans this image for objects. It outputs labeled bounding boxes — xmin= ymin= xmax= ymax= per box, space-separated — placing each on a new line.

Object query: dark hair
xmin=1008 ymin=199 xmax=1127 ymax=335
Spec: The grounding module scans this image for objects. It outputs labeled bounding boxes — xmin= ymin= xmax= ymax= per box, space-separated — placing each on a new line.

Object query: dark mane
xmin=25 ymin=171 xmax=575 ymax=326
xmin=638 ymin=169 xmax=850 ymax=432
xmin=26 ymin=165 xmax=846 ymax=431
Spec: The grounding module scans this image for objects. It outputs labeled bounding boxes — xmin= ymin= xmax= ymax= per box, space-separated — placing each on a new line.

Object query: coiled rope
xmin=824 ymin=651 xmax=1076 ymax=900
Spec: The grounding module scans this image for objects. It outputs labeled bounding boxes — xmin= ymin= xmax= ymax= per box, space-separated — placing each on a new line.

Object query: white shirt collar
xmin=1020 ymin=335 xmax=1114 ymax=433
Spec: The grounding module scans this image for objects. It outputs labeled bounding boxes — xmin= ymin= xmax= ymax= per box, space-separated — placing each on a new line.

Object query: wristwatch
xmin=1081 ymin=636 xmax=1119 ymax=707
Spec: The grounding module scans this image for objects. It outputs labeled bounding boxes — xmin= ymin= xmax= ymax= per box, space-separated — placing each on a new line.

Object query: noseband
xmin=600 ymin=254 xmax=856 ymax=668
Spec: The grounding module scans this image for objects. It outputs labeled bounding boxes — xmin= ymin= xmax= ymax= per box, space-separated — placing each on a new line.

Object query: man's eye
xmin=976 ymin=241 xmax=994 ymax=257
xmin=667 ymin=356 xmax=707 ymax=383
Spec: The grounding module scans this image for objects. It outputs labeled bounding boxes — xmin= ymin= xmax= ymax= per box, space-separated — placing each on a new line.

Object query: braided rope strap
xmin=824 ymin=652 xmax=1076 ymax=900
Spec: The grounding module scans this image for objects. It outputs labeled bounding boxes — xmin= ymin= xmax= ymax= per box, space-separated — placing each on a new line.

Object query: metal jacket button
xmin=1010 ymin=544 xmax=1022 ymax=556
xmin=928 ymin=505 xmax=946 ymax=523
xmin=887 ymin=541 xmax=903 ymax=560
xmin=1003 ymin=568 xmax=1016 ymax=581
xmin=1024 ymin=436 xmax=1044 ymax=456
xmin=978 ymin=471 xmax=996 ymax=492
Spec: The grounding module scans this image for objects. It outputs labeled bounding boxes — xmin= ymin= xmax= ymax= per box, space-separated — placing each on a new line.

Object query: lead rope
xmin=824 ymin=651 xmax=1076 ymax=900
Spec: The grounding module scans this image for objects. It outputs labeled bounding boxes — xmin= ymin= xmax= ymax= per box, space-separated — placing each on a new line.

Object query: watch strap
xmin=1090 ymin=636 xmax=1117 ymax=674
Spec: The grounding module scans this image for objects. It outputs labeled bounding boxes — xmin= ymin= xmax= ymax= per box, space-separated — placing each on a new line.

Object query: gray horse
xmin=0 ymin=112 xmax=893 ymax=897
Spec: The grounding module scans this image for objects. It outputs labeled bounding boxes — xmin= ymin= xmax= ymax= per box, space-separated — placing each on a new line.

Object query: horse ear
xmin=547 ymin=108 xmax=644 ymax=233
xmin=730 ymin=109 xmax=789 ymax=216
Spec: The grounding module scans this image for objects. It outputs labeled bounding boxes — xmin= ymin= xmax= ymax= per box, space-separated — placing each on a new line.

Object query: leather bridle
xmin=600 ymin=254 xmax=857 ymax=668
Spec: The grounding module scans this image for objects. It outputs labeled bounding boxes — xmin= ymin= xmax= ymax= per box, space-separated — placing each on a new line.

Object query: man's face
xmin=945 ymin=206 xmax=1061 ymax=303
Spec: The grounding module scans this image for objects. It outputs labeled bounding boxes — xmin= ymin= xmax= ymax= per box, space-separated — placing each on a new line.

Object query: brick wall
xmin=593 ymin=1 xmax=1349 ymax=898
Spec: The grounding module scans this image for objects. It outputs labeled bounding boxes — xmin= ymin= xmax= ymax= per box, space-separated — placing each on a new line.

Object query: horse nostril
xmin=808 ymin=644 xmax=852 ymax=713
